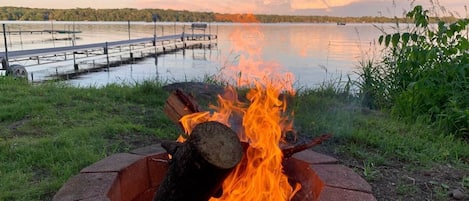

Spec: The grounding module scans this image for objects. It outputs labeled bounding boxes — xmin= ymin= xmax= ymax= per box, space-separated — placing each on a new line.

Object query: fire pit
xmin=52 ymin=144 xmax=376 ymax=201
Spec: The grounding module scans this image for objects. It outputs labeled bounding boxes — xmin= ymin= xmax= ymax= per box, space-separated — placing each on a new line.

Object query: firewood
xmin=163 ymin=89 xmax=200 ymax=130
xmin=163 ymin=89 xmax=332 ymax=159
xmin=153 ymin=121 xmax=243 ymax=201
xmin=282 ymin=133 xmax=332 ymax=158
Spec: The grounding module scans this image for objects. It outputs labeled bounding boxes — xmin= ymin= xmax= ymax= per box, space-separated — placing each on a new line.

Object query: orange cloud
xmin=290 ymin=0 xmax=357 ymax=9
xmin=137 ymin=0 xmax=257 ymax=14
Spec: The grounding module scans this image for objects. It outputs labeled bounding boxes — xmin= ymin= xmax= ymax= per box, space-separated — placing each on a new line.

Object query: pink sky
xmin=2 ymin=0 xmax=468 ymax=17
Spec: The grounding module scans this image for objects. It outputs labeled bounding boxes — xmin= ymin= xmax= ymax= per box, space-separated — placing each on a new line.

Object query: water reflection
xmin=1 ymin=21 xmax=386 ymax=88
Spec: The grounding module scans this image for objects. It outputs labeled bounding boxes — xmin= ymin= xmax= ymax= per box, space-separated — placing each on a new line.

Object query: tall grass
xmin=357 ymin=5 xmax=469 ymax=138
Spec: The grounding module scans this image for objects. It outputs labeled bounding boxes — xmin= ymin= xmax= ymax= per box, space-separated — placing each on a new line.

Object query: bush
xmin=358 ymin=5 xmax=469 ymax=137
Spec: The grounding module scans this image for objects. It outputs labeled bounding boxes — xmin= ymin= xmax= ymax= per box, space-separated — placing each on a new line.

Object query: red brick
xmin=119 ymin=157 xmax=150 ymax=201
xmin=285 ymin=158 xmax=325 ymax=201
xmin=131 ymin=187 xmax=158 ymax=201
xmin=317 ymin=186 xmax=377 ymax=201
xmin=147 ymin=153 xmax=170 ymax=188
xmin=52 ymin=172 xmax=120 ymax=201
xmin=80 ymin=153 xmax=150 ymax=201
xmin=292 ymin=150 xmax=338 ymax=165
xmin=311 ymin=164 xmax=372 ymax=193
xmin=80 ymin=195 xmax=111 ymax=201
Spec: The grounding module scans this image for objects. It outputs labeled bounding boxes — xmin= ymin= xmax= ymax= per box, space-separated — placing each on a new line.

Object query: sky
xmin=1 ymin=0 xmax=468 ymax=17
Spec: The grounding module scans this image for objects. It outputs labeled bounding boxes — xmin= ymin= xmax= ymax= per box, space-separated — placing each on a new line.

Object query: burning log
xmin=154 ymin=121 xmax=244 ymax=201
xmin=163 ymin=88 xmax=332 ymax=158
xmin=163 ymin=89 xmax=201 ymax=130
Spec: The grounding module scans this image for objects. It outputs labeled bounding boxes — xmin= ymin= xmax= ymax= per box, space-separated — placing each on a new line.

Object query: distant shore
xmin=0 ymin=6 xmax=461 ymax=24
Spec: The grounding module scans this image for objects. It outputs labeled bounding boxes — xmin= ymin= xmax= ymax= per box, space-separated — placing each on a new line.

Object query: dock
xmin=0 ymin=33 xmax=217 ymax=81
xmin=5 ymin=30 xmax=82 ymax=35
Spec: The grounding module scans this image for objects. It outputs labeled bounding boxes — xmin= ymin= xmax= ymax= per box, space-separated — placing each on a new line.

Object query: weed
xmin=396 ymin=182 xmax=418 ymax=195
xmin=463 ymin=176 xmax=469 ymax=188
xmin=362 ymin=160 xmax=379 ymax=181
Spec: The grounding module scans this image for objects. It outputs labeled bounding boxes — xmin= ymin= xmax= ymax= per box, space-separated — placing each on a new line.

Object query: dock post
xmin=105 ymin=42 xmax=110 ymax=69
xmin=127 ymin=20 xmax=130 ymax=40
xmin=152 ymin=14 xmax=158 ymax=46
xmin=73 ymin=51 xmax=78 ymax=71
xmin=154 ymin=43 xmax=158 ymax=64
xmin=2 ymin=24 xmax=9 ymax=69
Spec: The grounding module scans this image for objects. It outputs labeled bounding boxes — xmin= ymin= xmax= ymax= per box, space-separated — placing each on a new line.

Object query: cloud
xmin=289 ymin=0 xmax=357 ymax=10
xmin=138 ymin=0 xmax=258 ymax=13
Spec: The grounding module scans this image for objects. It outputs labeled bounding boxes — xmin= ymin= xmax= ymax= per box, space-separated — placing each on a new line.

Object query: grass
xmin=0 ymin=78 xmax=177 ymax=200
xmin=293 ymin=83 xmax=469 ymax=166
xmin=0 ymin=76 xmax=468 ymax=200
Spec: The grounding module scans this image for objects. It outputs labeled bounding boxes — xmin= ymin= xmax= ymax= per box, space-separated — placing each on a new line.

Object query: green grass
xmin=293 ymin=86 xmax=469 ymax=167
xmin=0 ymin=77 xmax=468 ymax=200
xmin=0 ymin=78 xmax=177 ymax=201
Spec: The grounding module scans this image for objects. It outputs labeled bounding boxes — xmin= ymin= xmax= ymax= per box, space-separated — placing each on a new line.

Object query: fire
xmin=178 ymin=14 xmax=300 ymax=200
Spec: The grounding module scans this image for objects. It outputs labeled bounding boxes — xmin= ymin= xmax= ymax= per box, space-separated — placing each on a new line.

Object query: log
xmin=163 ymin=89 xmax=332 ymax=159
xmin=163 ymin=89 xmax=201 ymax=130
xmin=153 ymin=121 xmax=244 ymax=201
xmin=282 ymin=133 xmax=332 ymax=158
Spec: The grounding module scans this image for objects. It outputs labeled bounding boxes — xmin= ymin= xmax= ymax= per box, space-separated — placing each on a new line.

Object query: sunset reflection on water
xmin=2 ymin=21 xmax=383 ymax=88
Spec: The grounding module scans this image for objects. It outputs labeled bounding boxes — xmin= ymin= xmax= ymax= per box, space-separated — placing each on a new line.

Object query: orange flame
xmin=179 ymin=14 xmax=300 ymax=201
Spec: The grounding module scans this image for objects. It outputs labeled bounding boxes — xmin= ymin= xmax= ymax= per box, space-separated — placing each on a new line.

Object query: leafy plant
xmin=358 ymin=5 xmax=469 ymax=137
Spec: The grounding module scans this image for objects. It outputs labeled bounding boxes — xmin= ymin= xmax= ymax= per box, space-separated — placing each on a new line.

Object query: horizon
xmin=1 ymin=0 xmax=468 ymax=18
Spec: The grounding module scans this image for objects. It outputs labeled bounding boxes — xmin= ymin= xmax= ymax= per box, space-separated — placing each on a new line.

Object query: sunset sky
xmin=2 ymin=0 xmax=468 ymax=17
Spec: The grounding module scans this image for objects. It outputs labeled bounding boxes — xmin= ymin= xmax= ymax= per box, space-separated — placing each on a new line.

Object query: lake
xmin=1 ymin=21 xmax=389 ymax=88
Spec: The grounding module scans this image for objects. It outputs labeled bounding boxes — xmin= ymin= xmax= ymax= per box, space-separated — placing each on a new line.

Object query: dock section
xmin=0 ymin=33 xmax=217 ymax=81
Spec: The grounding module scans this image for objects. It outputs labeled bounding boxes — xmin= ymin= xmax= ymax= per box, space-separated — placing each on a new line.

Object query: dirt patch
xmin=7 ymin=117 xmax=30 ymax=130
xmin=313 ymin=143 xmax=469 ymax=201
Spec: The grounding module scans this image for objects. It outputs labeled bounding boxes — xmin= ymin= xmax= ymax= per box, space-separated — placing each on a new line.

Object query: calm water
xmin=1 ymin=21 xmax=388 ymax=88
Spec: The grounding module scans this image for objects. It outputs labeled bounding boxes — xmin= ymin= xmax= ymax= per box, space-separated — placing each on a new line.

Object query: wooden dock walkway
xmin=1 ymin=33 xmax=214 ymax=61
xmin=5 ymin=30 xmax=82 ymax=35
xmin=0 ymin=33 xmax=217 ymax=81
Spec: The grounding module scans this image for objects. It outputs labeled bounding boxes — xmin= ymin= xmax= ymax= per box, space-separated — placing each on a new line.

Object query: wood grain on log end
xmin=190 ymin=121 xmax=243 ymax=169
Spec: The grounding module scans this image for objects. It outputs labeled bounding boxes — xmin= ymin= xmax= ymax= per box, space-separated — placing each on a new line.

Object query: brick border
xmin=53 ymin=144 xmax=376 ymax=201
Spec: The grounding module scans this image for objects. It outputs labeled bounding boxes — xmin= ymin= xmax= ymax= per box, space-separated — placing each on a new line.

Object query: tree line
xmin=0 ymin=6 xmax=459 ymax=23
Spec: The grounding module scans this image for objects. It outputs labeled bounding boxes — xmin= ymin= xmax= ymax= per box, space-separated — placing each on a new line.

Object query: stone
xmin=450 ymin=189 xmax=465 ymax=200
xmin=292 ymin=150 xmax=338 ymax=164
xmin=81 ymin=153 xmax=144 ymax=173
xmin=130 ymin=144 xmax=166 ymax=156
xmin=80 ymin=153 xmax=150 ymax=201
xmin=52 ymin=172 xmax=119 ymax=201
xmin=311 ymin=164 xmax=372 ymax=193
xmin=317 ymin=186 xmax=377 ymax=201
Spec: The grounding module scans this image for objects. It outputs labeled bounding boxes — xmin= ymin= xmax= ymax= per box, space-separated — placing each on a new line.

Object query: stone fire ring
xmin=53 ymin=144 xmax=377 ymax=201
